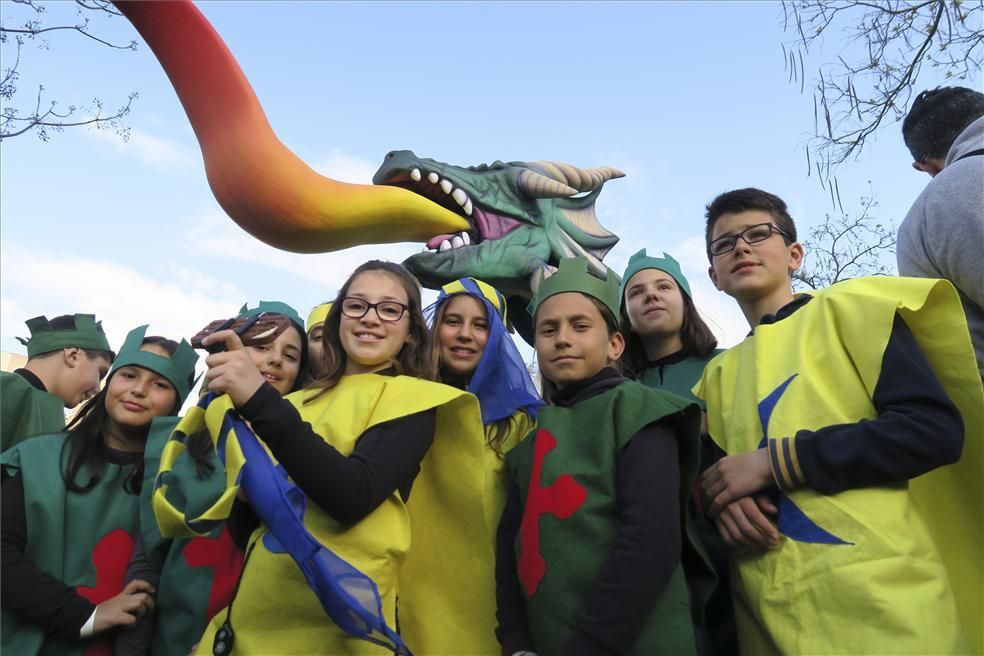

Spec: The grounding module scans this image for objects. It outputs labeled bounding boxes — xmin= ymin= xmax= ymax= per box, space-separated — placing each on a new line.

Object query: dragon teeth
xmin=463 ymin=198 xmax=473 ymax=216
xmin=410 ymin=168 xmax=422 ymax=182
xmin=439 ymin=239 xmax=452 ymax=252
xmin=451 ymin=235 xmax=464 ymax=248
xmin=451 ymin=188 xmax=467 ymax=206
xmin=440 ymin=179 xmax=453 ymax=194
xmin=461 ymin=231 xmax=470 ymax=245
xmin=427 ymin=172 xmax=439 ymax=184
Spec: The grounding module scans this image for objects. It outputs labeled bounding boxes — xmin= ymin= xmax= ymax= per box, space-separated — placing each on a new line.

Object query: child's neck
xmin=104 ymin=418 xmax=149 ymax=453
xmin=643 ymin=333 xmax=684 ymax=362
xmin=737 ymin=285 xmax=797 ymax=328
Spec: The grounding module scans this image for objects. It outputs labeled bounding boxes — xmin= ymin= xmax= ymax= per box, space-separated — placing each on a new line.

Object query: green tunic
xmin=140 ymin=427 xmax=243 ymax=656
xmin=0 ymin=371 xmax=66 ymax=452
xmin=506 ymin=380 xmax=702 ymax=654
xmin=1 ymin=433 xmax=144 ymax=655
xmin=638 ymin=350 xmax=723 ymax=407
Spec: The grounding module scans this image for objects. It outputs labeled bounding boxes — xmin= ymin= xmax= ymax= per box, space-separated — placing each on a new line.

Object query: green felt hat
xmin=17 ymin=314 xmax=112 ymax=358
xmin=528 ymin=257 xmax=621 ymax=322
xmin=111 ymin=326 xmax=199 ymax=402
xmin=618 ymin=249 xmax=693 ymax=310
xmin=239 ymin=301 xmax=305 ymax=334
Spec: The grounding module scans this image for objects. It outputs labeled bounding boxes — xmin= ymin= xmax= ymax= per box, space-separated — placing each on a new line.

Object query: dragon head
xmin=373 ymin=151 xmax=623 ymax=306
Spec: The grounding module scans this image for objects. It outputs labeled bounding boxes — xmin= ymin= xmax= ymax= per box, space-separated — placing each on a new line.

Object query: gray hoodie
xmin=898 ymin=115 xmax=984 ymax=375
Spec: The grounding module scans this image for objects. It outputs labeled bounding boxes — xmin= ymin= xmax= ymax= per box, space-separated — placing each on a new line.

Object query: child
xmin=696 ymin=187 xmax=983 ymax=654
xmin=620 ymin=249 xmax=721 ymax=401
xmin=1 ymin=326 xmax=197 ymax=654
xmin=306 ymin=300 xmax=332 ymax=378
xmin=496 ymin=257 xmax=703 ymax=655
xmin=1 ymin=314 xmax=114 ymax=451
xmin=399 ymin=278 xmax=541 ymax=653
xmin=126 ymin=300 xmax=308 ymax=656
xmin=619 ymin=250 xmax=733 ymax=655
xmin=159 ymin=261 xmax=479 ymax=654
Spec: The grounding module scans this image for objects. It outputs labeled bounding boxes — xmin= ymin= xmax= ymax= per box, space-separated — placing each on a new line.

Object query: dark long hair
xmin=431 ymin=293 xmax=522 ymax=454
xmin=307 ymin=260 xmax=435 ymax=402
xmin=537 ymin=295 xmax=621 ymax=405
xmin=61 ymin=336 xmax=189 ymax=495
xmin=619 ymin=291 xmax=718 ymax=380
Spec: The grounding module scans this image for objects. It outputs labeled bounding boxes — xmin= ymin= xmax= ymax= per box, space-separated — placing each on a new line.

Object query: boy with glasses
xmin=694 ymin=187 xmax=983 ymax=654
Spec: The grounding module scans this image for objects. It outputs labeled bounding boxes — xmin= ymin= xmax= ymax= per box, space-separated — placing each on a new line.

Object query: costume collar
xmin=551 ymin=366 xmax=624 ymax=407
xmin=14 ymin=368 xmax=47 ymax=392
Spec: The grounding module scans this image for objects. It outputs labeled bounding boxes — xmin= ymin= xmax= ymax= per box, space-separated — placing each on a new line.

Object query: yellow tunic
xmin=191 ymin=374 xmax=479 ymax=655
xmin=695 ymin=277 xmax=983 ymax=655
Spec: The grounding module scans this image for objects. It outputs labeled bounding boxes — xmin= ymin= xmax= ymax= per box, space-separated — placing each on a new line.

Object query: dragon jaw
xmin=373 ymin=150 xmax=622 ymax=298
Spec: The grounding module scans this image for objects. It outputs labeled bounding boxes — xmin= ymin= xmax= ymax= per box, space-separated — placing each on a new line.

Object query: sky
xmin=2 ymin=0 xmax=976 ymax=378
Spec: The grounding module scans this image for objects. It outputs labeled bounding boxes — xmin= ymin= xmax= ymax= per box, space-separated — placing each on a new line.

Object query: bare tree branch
xmin=793 ymin=185 xmax=897 ymax=290
xmin=0 ymin=0 xmax=138 ymax=141
xmin=781 ymin=0 xmax=983 ymax=180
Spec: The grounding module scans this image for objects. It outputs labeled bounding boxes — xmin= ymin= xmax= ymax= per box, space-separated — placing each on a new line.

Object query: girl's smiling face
xmin=437 ymin=294 xmax=490 ymax=379
xmin=246 ymin=324 xmax=303 ymax=395
xmin=104 ymin=343 xmax=178 ymax=428
xmin=339 ymin=270 xmax=411 ymax=375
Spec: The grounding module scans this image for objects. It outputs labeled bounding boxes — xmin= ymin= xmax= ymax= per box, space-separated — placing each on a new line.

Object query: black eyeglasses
xmin=339 ymin=297 xmax=409 ymax=323
xmin=709 ymin=223 xmax=792 ymax=257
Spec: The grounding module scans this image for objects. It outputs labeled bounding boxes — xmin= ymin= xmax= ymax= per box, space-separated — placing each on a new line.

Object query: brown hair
xmin=62 ymin=336 xmax=186 ymax=494
xmin=619 ymin=288 xmax=718 ymax=379
xmin=431 ymin=293 xmax=518 ymax=454
xmin=536 ymin=294 xmax=621 ymax=405
xmin=704 ymin=188 xmax=797 ymax=261
xmin=307 ymin=260 xmax=435 ymax=402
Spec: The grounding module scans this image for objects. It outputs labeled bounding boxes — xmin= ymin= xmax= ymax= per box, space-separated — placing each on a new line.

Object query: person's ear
xmin=708 ymin=264 xmax=721 ymax=291
xmin=788 ymin=241 xmax=805 ymax=275
xmin=63 ymin=347 xmax=81 ymax=367
xmin=607 ymin=331 xmax=626 ymax=362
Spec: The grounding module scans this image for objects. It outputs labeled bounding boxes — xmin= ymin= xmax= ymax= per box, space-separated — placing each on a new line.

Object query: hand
xmin=202 ymin=330 xmax=266 ymax=407
xmin=701 ymin=448 xmax=774 ymax=517
xmin=93 ymin=579 xmax=155 ymax=634
xmin=714 ymin=495 xmax=780 ymax=552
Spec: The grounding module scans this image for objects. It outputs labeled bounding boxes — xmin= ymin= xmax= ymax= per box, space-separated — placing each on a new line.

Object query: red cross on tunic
xmin=517 ymin=429 xmax=587 ymax=596
xmin=183 ymin=526 xmax=245 ymax=620
xmin=77 ymin=529 xmax=136 ymax=656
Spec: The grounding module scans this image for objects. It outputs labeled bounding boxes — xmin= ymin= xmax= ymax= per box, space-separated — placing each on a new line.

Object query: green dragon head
xmin=373 ymin=150 xmax=623 ymax=336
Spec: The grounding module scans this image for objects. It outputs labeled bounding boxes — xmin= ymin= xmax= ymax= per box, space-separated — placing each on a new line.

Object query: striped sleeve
xmin=768 ymin=436 xmax=806 ymax=490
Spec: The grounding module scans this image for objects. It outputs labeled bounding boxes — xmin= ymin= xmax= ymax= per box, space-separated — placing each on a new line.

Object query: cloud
xmin=311 ymin=149 xmax=379 ymax=184
xmin=183 ymin=208 xmax=421 ymax=296
xmin=0 ymin=243 xmax=245 ymax=353
xmin=87 ymin=127 xmax=199 ymax=175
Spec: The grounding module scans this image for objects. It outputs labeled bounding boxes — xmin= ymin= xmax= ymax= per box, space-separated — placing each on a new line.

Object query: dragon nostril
xmin=387 ymin=152 xmax=395 ymax=158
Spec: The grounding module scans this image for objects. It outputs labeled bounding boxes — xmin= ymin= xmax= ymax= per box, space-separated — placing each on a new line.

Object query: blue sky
xmin=2 ymin=1 xmax=973 ymax=369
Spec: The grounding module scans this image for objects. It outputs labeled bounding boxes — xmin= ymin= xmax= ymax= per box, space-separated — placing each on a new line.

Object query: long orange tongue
xmin=113 ymin=1 xmax=467 ymax=253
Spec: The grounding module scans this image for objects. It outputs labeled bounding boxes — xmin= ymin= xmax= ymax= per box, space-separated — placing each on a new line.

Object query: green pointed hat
xmin=111 ymin=326 xmax=199 ymax=402
xmin=17 ymin=314 xmax=112 ymax=358
xmin=619 ymin=249 xmax=692 ymax=310
xmin=528 ymin=257 xmax=621 ymax=321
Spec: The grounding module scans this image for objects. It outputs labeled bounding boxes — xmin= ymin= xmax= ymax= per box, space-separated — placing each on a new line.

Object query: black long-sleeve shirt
xmin=705 ymin=297 xmax=964 ymax=494
xmin=496 ymin=368 xmax=687 ymax=655
xmin=1 ymin=447 xmax=142 ymax=640
xmin=236 ymin=381 xmax=436 ymax=526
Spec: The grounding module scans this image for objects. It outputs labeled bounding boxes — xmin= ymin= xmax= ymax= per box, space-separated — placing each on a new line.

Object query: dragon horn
xmin=517 ymin=170 xmax=579 ymax=198
xmin=532 ymin=161 xmax=626 ymax=192
xmin=112 ymin=1 xmax=467 ymax=253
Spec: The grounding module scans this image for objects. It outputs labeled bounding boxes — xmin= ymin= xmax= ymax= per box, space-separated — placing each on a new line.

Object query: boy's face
xmin=707 ymin=210 xmax=803 ymax=301
xmin=535 ymin=292 xmax=624 ymax=389
xmin=59 ymin=349 xmax=112 ymax=408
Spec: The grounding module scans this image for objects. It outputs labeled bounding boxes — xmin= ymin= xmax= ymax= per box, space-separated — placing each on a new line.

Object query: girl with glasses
xmin=185 ymin=260 xmax=478 ymax=655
